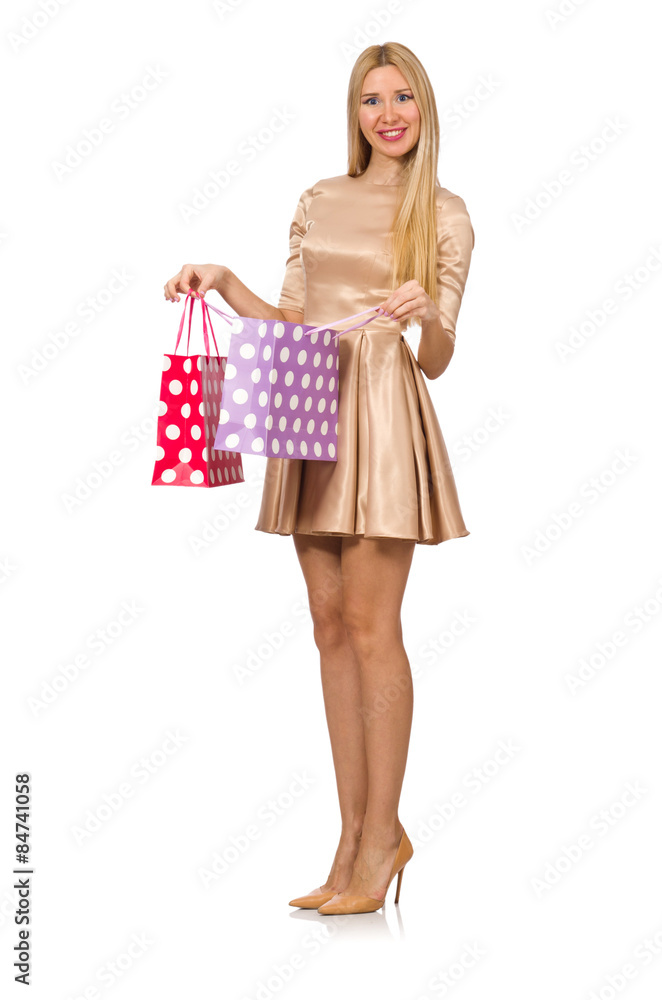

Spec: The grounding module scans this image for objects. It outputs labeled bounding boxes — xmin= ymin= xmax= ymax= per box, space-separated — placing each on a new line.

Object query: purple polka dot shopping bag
xmin=151 ymin=292 xmax=244 ymax=487
xmin=208 ymin=304 xmax=383 ymax=461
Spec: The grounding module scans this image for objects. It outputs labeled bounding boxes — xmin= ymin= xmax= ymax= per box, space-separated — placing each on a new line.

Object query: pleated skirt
xmin=254 ymin=328 xmax=470 ymax=546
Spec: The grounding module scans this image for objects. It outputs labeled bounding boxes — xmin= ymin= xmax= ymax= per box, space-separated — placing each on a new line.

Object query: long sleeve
xmin=436 ymin=193 xmax=475 ymax=343
xmin=277 ymin=184 xmax=315 ymax=315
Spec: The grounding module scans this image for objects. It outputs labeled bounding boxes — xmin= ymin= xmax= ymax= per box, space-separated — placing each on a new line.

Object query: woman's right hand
xmin=163 ymin=263 xmax=226 ymax=303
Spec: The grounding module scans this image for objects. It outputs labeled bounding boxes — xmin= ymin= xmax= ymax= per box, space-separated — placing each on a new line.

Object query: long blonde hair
xmin=347 ymin=42 xmax=441 ymax=311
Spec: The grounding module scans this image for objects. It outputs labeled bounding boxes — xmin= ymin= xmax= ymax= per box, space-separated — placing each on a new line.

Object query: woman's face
xmin=358 ymin=64 xmax=421 ymax=160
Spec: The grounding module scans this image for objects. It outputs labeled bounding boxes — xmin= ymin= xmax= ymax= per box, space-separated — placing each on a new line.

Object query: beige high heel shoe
xmin=288 ymin=886 xmax=338 ymax=909
xmin=317 ymin=828 xmax=413 ymax=915
xmin=289 ymin=829 xmax=363 ymax=908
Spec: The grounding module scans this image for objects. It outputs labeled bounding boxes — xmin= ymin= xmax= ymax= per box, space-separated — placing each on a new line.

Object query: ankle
xmin=340 ymin=818 xmax=364 ymax=839
xmin=359 ymin=818 xmax=403 ymax=846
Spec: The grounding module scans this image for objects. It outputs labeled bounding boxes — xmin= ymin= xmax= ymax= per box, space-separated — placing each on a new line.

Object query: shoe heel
xmin=394 ymin=865 xmax=405 ymax=904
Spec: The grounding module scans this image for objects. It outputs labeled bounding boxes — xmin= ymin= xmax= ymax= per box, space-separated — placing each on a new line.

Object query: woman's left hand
xmin=376 ymin=280 xmax=440 ymax=325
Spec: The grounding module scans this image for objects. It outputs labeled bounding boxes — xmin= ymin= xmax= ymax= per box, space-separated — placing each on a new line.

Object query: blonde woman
xmin=163 ymin=41 xmax=474 ymax=915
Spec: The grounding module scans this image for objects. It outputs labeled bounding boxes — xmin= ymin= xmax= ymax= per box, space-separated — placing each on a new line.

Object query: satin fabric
xmin=254 ymin=173 xmax=474 ymax=545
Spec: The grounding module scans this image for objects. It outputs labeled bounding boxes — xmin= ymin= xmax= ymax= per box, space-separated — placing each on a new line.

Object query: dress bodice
xmin=277 ymin=173 xmax=474 ymax=340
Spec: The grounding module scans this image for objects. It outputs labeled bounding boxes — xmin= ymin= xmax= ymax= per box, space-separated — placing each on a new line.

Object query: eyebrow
xmin=360 ymin=88 xmax=413 ymax=96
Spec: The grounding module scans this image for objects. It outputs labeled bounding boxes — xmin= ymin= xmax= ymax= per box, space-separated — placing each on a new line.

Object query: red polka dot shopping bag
xmin=151 ymin=292 xmax=244 ymax=488
xmin=207 ymin=305 xmax=383 ymax=460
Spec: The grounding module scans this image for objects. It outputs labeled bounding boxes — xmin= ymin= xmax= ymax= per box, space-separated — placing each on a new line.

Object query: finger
xmin=378 ymin=301 xmax=399 ymax=319
xmin=179 ymin=264 xmax=194 ymax=295
xmin=388 ymin=302 xmax=411 ymax=321
xmin=164 ymin=276 xmax=180 ymax=302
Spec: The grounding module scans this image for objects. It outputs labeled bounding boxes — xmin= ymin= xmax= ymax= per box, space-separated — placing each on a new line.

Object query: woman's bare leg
xmin=338 ymin=534 xmax=416 ymax=900
xmin=292 ymin=532 xmax=368 ymax=891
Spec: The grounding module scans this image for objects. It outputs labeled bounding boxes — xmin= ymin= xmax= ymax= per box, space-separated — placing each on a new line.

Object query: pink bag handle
xmin=175 ymin=296 xmax=388 ymax=351
xmin=174 ymin=291 xmax=226 ymax=358
xmin=195 ymin=296 xmax=236 ymax=325
xmin=303 ymin=307 xmax=385 ymax=340
xmin=195 ymin=298 xmax=380 ymax=340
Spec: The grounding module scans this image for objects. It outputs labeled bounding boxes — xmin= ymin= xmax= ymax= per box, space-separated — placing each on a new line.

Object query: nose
xmin=379 ymin=106 xmax=403 ymax=126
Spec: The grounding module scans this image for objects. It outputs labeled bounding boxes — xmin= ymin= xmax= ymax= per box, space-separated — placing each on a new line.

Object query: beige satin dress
xmin=254 ymin=173 xmax=474 ymax=545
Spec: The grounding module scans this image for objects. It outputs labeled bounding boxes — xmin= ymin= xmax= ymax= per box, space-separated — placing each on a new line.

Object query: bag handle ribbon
xmin=177 ymin=293 xmax=387 ymax=345
xmin=303 ymin=307 xmax=385 ymax=340
xmin=174 ymin=291 xmax=225 ymax=358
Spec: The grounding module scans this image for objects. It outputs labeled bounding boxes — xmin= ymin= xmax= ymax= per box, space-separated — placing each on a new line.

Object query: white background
xmin=2 ymin=0 xmax=661 ymax=997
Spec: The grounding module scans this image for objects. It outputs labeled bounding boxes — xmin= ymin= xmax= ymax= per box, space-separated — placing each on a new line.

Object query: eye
xmin=362 ymin=94 xmax=413 ymax=106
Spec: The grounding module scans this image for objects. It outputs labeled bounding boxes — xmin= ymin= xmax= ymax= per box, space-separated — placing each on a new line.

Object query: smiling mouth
xmin=377 ymin=128 xmax=407 ymax=139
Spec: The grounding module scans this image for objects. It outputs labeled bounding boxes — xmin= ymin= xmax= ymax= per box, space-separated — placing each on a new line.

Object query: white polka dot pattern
xmin=152 ymin=352 xmax=245 ymax=488
xmin=212 ymin=319 xmax=340 ymax=461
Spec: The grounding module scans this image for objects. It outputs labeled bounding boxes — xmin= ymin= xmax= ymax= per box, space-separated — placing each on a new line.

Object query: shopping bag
xmin=151 ymin=292 xmax=244 ymax=487
xmin=210 ymin=307 xmax=383 ymax=461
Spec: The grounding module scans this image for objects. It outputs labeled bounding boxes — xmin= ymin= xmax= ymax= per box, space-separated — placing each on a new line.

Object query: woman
xmin=163 ymin=42 xmax=474 ymax=915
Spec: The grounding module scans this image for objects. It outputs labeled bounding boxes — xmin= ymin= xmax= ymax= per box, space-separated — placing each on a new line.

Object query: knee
xmin=342 ymin=610 xmax=402 ymax=657
xmin=310 ymin=610 xmax=349 ymax=653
